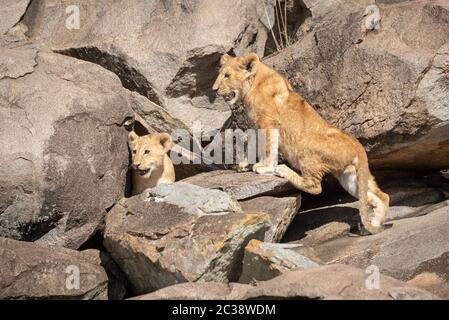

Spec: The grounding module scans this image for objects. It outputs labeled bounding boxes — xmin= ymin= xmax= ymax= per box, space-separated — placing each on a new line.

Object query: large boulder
xmin=103 ymin=183 xmax=269 ymax=295
xmin=265 ymin=0 xmax=449 ymax=170
xmin=22 ymin=0 xmax=276 ymax=133
xmin=0 ymin=237 xmax=108 ymax=299
xmin=0 ymin=34 xmax=138 ymax=249
xmin=132 ymin=264 xmax=438 ymax=300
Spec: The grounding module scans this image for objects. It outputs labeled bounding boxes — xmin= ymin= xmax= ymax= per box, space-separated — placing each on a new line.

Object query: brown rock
xmin=132 ymin=264 xmax=438 ymax=300
xmin=0 ymin=237 xmax=108 ymax=300
xmin=239 ymin=240 xmax=319 ymax=284
xmin=104 ymin=183 xmax=269 ymax=295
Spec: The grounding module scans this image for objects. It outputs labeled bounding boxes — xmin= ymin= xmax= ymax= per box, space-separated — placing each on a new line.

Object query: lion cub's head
xmin=128 ymin=132 xmax=173 ymax=178
xmin=212 ymin=53 xmax=260 ymax=105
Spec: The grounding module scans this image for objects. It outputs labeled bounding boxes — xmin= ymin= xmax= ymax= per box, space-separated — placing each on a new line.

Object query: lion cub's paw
xmin=252 ymin=161 xmax=276 ymax=175
xmin=274 ymin=164 xmax=291 ymax=178
xmin=237 ymin=161 xmax=251 ymax=172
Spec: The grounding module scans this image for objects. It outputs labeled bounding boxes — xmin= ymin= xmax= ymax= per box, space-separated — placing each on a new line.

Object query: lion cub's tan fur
xmin=128 ymin=132 xmax=175 ymax=195
xmin=213 ymin=53 xmax=389 ymax=234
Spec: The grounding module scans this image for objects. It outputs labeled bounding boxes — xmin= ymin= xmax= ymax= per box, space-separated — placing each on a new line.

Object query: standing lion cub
xmin=128 ymin=132 xmax=175 ymax=195
xmin=212 ymin=53 xmax=389 ymax=234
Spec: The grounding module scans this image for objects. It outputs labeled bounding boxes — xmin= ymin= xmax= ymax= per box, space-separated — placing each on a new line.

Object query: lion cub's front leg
xmin=252 ymin=117 xmax=279 ymax=174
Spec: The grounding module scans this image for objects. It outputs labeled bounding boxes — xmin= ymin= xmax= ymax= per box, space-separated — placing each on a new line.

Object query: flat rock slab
xmin=239 ymin=240 xmax=319 ymax=284
xmin=104 ymin=183 xmax=269 ymax=295
xmin=132 ymin=264 xmax=437 ymax=300
xmin=181 ymin=170 xmax=295 ymax=200
xmin=0 ymin=237 xmax=108 ymax=300
xmin=313 ymin=203 xmax=449 ymax=282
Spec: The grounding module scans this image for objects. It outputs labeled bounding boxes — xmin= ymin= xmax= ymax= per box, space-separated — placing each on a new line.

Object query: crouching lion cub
xmin=212 ymin=53 xmax=389 ymax=234
xmin=128 ymin=132 xmax=175 ymax=195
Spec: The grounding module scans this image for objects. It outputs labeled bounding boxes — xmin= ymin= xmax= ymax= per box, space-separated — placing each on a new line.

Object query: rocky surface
xmin=181 ymin=170 xmax=295 ymax=200
xmin=22 ymin=0 xmax=276 ymax=133
xmin=239 ymin=240 xmax=319 ymax=284
xmin=104 ymin=183 xmax=269 ymax=295
xmin=0 ymin=0 xmax=448 ymax=301
xmin=265 ymin=0 xmax=449 ymax=170
xmin=0 ymin=0 xmax=31 ymax=35
xmin=0 ymin=237 xmax=108 ymax=299
xmin=240 ymin=195 xmax=300 ymax=242
xmin=132 ymin=264 xmax=438 ymax=300
xmin=312 ymin=202 xmax=449 ymax=285
xmin=0 ymin=34 xmax=137 ymax=249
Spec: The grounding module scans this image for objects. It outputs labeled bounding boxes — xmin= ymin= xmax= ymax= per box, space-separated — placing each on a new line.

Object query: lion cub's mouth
xmin=223 ymin=91 xmax=236 ymax=102
xmin=137 ymin=169 xmax=151 ymax=176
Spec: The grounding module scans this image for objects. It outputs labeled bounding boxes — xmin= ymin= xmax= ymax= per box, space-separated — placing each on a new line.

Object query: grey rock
xmin=239 ymin=239 xmax=319 ymax=284
xmin=265 ymin=0 xmax=449 ymax=170
xmin=22 ymin=0 xmax=276 ymax=133
xmin=181 ymin=170 xmax=295 ymax=200
xmin=313 ymin=203 xmax=449 ymax=282
xmin=0 ymin=237 xmax=108 ymax=299
xmin=0 ymin=0 xmax=31 ymax=35
xmin=103 ymin=183 xmax=269 ymax=295
xmin=240 ymin=195 xmax=300 ymax=242
xmin=132 ymin=264 xmax=438 ymax=300
xmin=0 ymin=35 xmax=137 ymax=249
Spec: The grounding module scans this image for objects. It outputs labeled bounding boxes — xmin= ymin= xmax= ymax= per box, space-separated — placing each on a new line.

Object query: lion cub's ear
xmin=220 ymin=53 xmax=232 ymax=65
xmin=128 ymin=131 xmax=139 ymax=147
xmin=159 ymin=133 xmax=173 ymax=153
xmin=240 ymin=53 xmax=259 ymax=75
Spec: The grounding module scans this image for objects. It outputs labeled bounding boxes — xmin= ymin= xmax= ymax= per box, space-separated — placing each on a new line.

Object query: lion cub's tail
xmin=356 ymin=155 xmax=383 ymax=234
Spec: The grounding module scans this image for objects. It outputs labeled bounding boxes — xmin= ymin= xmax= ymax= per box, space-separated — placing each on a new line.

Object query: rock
xmin=313 ymin=203 xmax=449 ymax=282
xmin=132 ymin=264 xmax=437 ymax=300
xmin=0 ymin=237 xmax=108 ymax=299
xmin=239 ymin=240 xmax=319 ymax=284
xmin=408 ymin=272 xmax=449 ymax=299
xmin=181 ymin=170 xmax=295 ymax=200
xmin=0 ymin=34 xmax=138 ymax=249
xmin=103 ymin=182 xmax=269 ymax=295
xmin=0 ymin=0 xmax=31 ymax=35
xmin=283 ymin=173 xmax=449 ymax=242
xmin=296 ymin=222 xmax=351 ymax=247
xmin=22 ymin=0 xmax=276 ymax=133
xmin=240 ymin=196 xmax=300 ymax=242
xmin=265 ymin=0 xmax=449 ymax=170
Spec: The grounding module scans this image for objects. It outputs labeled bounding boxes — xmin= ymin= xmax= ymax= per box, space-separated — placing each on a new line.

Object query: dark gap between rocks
xmin=55 ymin=47 xmax=163 ymax=106
xmin=263 ymin=0 xmax=312 ymax=57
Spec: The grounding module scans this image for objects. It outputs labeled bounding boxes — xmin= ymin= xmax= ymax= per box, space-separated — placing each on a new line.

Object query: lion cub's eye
xmin=132 ymin=149 xmax=136 ymax=154
xmin=144 ymin=150 xmax=151 ymax=155
xmin=224 ymin=73 xmax=230 ymax=79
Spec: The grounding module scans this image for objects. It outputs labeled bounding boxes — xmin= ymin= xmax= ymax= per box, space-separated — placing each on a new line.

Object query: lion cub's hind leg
xmin=368 ymin=180 xmax=389 ymax=227
xmin=336 ymin=165 xmax=389 ymax=228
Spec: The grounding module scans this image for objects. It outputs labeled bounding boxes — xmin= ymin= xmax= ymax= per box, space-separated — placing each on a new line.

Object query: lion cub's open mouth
xmin=137 ymin=169 xmax=151 ymax=176
xmin=223 ymin=91 xmax=236 ymax=102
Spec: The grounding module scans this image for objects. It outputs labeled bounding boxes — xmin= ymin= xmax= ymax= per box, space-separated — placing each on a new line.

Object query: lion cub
xmin=212 ymin=53 xmax=390 ymax=234
xmin=128 ymin=132 xmax=175 ymax=195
